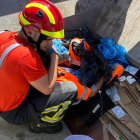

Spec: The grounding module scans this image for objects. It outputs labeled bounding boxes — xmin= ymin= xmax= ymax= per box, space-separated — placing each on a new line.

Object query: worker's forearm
xmin=47 ymin=54 xmax=59 ymax=89
xmin=88 ymin=76 xmax=104 ymax=98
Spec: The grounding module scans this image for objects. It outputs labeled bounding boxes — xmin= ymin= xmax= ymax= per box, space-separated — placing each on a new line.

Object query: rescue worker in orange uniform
xmin=0 ymin=0 xmax=104 ymax=134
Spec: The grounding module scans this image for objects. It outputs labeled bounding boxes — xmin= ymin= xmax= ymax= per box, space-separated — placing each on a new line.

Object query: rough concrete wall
xmin=50 ymin=0 xmax=79 ymax=18
xmin=120 ymin=0 xmax=140 ymax=68
xmin=91 ymin=0 xmax=132 ymax=44
xmin=75 ymin=0 xmax=104 ymax=14
xmin=62 ymin=0 xmax=105 ymax=38
xmin=50 ymin=0 xmax=103 ymax=16
xmin=91 ymin=0 xmax=140 ymax=68
xmin=49 ymin=0 xmax=105 ymax=38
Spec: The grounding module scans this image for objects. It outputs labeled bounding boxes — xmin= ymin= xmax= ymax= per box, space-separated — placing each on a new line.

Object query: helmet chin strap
xmin=22 ymin=26 xmax=47 ymax=60
xmin=22 ymin=27 xmax=43 ymax=46
xmin=22 ymin=26 xmax=47 ymax=48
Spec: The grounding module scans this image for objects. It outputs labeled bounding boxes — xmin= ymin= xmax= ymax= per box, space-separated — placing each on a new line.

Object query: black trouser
xmin=0 ymin=81 xmax=78 ymax=125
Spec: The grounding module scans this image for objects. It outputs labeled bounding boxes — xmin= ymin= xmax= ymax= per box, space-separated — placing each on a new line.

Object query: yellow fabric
xmin=41 ymin=29 xmax=64 ymax=39
xmin=41 ymin=101 xmax=71 ymax=123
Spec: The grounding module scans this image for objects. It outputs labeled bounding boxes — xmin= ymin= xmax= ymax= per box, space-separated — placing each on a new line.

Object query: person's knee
xmin=59 ymin=81 xmax=78 ymax=101
xmin=60 ymin=81 xmax=78 ymax=94
xmin=50 ymin=81 xmax=78 ymax=105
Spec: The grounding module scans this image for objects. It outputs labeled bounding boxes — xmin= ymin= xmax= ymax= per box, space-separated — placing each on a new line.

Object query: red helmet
xmin=19 ymin=0 xmax=64 ymax=39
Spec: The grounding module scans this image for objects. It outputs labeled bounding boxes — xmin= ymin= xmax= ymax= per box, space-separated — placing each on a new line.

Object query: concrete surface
xmin=0 ymin=117 xmax=71 ymax=140
xmin=91 ymin=0 xmax=140 ymax=68
xmin=51 ymin=0 xmax=104 ymax=17
xmin=0 ymin=0 xmax=30 ymax=32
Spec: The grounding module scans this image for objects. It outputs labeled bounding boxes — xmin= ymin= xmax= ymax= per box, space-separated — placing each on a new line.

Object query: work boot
xmin=28 ymin=121 xmax=63 ymax=134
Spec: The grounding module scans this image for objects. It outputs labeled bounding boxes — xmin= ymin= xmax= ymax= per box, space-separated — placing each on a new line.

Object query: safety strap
xmin=0 ymin=43 xmax=22 ymax=68
xmin=72 ymin=87 xmax=88 ymax=105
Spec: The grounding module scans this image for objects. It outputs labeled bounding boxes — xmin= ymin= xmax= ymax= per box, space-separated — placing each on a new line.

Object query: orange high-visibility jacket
xmin=56 ymin=67 xmax=91 ymax=100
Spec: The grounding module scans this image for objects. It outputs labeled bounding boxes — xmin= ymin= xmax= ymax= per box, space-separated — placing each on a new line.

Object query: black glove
xmin=46 ymin=45 xmax=60 ymax=57
xmin=103 ymin=65 xmax=115 ymax=85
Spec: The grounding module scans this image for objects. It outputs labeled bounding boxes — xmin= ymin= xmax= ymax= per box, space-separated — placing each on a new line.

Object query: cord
xmin=99 ymin=90 xmax=103 ymax=122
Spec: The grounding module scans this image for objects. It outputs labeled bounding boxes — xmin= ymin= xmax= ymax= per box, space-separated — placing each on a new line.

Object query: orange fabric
xmin=69 ymin=38 xmax=93 ymax=62
xmin=0 ymin=31 xmax=47 ymax=112
xmin=69 ymin=41 xmax=80 ymax=62
xmin=112 ymin=64 xmax=124 ymax=78
xmin=84 ymin=40 xmax=93 ymax=53
xmin=56 ymin=67 xmax=91 ymax=100
xmin=107 ymin=64 xmax=124 ymax=84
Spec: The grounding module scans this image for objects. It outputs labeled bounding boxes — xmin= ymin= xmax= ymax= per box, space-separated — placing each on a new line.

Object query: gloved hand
xmin=103 ymin=65 xmax=115 ymax=85
xmin=46 ymin=45 xmax=60 ymax=57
